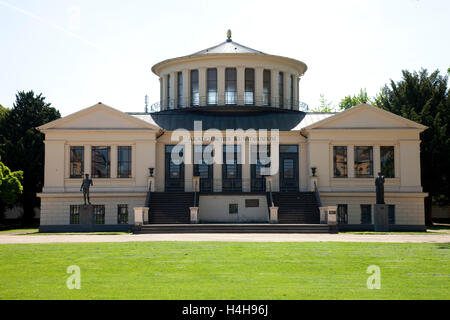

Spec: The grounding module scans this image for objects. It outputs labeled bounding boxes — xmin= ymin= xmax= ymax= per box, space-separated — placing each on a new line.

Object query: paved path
xmin=0 ymin=232 xmax=449 ymax=244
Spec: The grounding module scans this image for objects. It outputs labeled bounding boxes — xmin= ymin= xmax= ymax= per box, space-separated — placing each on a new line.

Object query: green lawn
xmin=0 ymin=242 xmax=448 ymax=300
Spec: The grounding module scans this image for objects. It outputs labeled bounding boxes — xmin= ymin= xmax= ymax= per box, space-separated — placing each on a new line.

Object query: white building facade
xmin=37 ymin=33 xmax=427 ymax=232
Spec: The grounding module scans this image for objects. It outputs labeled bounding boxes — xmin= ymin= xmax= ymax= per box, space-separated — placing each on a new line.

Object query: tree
xmin=374 ymin=69 xmax=450 ymax=225
xmin=312 ymin=94 xmax=336 ymax=112
xmin=0 ymin=91 xmax=60 ymax=224
xmin=338 ymin=88 xmax=374 ymax=110
xmin=0 ymin=157 xmax=23 ymax=220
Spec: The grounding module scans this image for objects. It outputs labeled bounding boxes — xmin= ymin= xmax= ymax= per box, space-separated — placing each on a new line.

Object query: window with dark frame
xmin=225 ymin=68 xmax=237 ymax=105
xmin=207 ymin=68 xmax=217 ymax=105
xmin=117 ymin=204 xmax=128 ymax=224
xmin=70 ymin=146 xmax=84 ymax=178
xmin=360 ymin=204 xmax=372 ymax=224
xmin=177 ymin=72 xmax=183 ymax=108
xmin=263 ymin=69 xmax=271 ymax=106
xmin=245 ymin=68 xmax=255 ymax=105
xmin=229 ymin=203 xmax=238 ymax=214
xmin=333 ymin=146 xmax=348 ymax=177
xmin=70 ymin=205 xmax=80 ymax=225
xmin=381 ymin=146 xmax=395 ymax=178
xmin=118 ymin=146 xmax=132 ymax=178
xmin=388 ymin=205 xmax=395 ymax=225
xmin=191 ymin=70 xmax=199 ymax=106
xmin=354 ymin=146 xmax=373 ymax=177
xmin=278 ymin=72 xmax=284 ymax=107
xmin=94 ymin=205 xmax=105 ymax=225
xmin=245 ymin=199 xmax=259 ymax=208
xmin=337 ymin=204 xmax=348 ymax=224
xmin=91 ymin=146 xmax=110 ymax=178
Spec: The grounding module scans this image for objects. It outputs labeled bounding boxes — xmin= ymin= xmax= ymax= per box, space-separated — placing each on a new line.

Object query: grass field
xmin=0 ymin=242 xmax=449 ymax=300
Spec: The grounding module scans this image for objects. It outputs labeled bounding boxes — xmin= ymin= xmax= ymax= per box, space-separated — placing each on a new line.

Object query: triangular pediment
xmin=303 ymin=104 xmax=427 ymax=131
xmin=38 ymin=103 xmax=160 ymax=131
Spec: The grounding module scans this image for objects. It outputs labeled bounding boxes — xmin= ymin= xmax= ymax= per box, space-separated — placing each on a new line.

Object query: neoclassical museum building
xmin=37 ymin=32 xmax=427 ymax=233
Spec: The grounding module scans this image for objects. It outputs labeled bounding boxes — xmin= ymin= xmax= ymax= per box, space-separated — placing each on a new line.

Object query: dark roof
xmin=149 ymin=106 xmax=306 ymax=131
xmin=189 ymin=40 xmax=266 ymax=56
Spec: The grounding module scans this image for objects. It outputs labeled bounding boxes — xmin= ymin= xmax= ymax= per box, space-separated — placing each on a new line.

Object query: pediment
xmin=304 ymin=104 xmax=426 ymax=131
xmin=38 ymin=103 xmax=160 ymax=131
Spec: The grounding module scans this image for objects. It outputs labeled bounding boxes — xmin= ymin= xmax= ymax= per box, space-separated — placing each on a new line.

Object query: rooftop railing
xmin=149 ymin=95 xmax=309 ymax=113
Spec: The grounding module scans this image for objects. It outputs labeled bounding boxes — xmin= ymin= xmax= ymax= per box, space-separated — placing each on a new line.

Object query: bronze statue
xmin=80 ymin=174 xmax=93 ymax=205
xmin=375 ymin=172 xmax=385 ymax=204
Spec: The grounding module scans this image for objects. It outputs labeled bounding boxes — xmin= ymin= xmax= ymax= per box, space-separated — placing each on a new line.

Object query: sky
xmin=0 ymin=0 xmax=449 ymax=116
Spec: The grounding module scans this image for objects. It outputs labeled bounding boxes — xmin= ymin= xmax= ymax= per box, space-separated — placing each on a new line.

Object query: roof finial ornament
xmin=226 ymin=29 xmax=232 ymax=42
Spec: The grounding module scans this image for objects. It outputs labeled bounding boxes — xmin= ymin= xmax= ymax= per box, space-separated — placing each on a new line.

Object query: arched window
xmin=263 ymin=70 xmax=271 ymax=106
xmin=207 ymin=68 xmax=217 ymax=105
xmin=245 ymin=68 xmax=255 ymax=105
xmin=225 ymin=68 xmax=237 ymax=105
xmin=278 ymin=72 xmax=284 ymax=108
xmin=191 ymin=70 xmax=199 ymax=106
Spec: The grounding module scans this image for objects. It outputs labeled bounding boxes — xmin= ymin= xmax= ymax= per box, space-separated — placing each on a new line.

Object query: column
xmin=169 ymin=72 xmax=176 ymax=110
xmin=284 ymin=72 xmax=290 ymax=109
xmin=373 ymin=145 xmax=380 ymax=177
xmin=237 ymin=66 xmax=245 ymax=105
xmin=185 ymin=141 xmax=193 ymax=192
xmin=348 ymin=144 xmax=355 ymax=178
xmin=213 ymin=148 xmax=223 ymax=192
xmin=217 ymin=66 xmax=225 ymax=105
xmin=293 ymin=75 xmax=299 ymax=110
xmin=111 ymin=145 xmax=118 ymax=178
xmin=161 ymin=75 xmax=168 ymax=110
xmin=84 ymin=144 xmax=91 ymax=175
xmin=255 ymin=67 xmax=264 ymax=106
xmin=242 ymin=138 xmax=251 ymax=192
xmin=159 ymin=77 xmax=163 ymax=111
xmin=198 ymin=67 xmax=207 ymax=106
xmin=64 ymin=144 xmax=70 ymax=179
xmin=182 ymin=69 xmax=190 ymax=108
xmin=271 ymin=69 xmax=279 ymax=108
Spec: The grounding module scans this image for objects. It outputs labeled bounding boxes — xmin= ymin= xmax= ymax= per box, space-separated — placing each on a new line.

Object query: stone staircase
xmin=272 ymin=192 xmax=320 ymax=224
xmin=148 ymin=192 xmax=197 ymax=224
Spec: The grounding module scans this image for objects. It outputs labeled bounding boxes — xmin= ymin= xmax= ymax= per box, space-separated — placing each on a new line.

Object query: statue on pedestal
xmin=80 ymin=174 xmax=93 ymax=205
xmin=375 ymin=172 xmax=385 ymax=205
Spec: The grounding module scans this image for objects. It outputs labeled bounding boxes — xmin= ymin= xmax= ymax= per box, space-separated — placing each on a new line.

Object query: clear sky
xmin=0 ymin=0 xmax=449 ymax=116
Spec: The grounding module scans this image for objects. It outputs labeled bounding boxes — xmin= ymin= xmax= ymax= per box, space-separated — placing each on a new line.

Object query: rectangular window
xmin=355 ymin=146 xmax=373 ymax=177
xmin=70 ymin=146 xmax=84 ymax=178
xmin=177 ymin=72 xmax=183 ymax=108
xmin=225 ymin=68 xmax=237 ymax=105
xmin=278 ymin=72 xmax=284 ymax=108
xmin=279 ymin=145 xmax=298 ymax=153
xmin=70 ymin=205 xmax=80 ymax=225
xmin=263 ymin=70 xmax=271 ymax=106
xmin=229 ymin=203 xmax=238 ymax=214
xmin=388 ymin=205 xmax=395 ymax=225
xmin=117 ymin=204 xmax=128 ymax=224
xmin=245 ymin=68 xmax=255 ymax=105
xmin=361 ymin=204 xmax=372 ymax=224
xmin=118 ymin=146 xmax=132 ymax=178
xmin=207 ymin=68 xmax=217 ymax=105
xmin=94 ymin=205 xmax=105 ymax=225
xmin=91 ymin=146 xmax=110 ymax=178
xmin=333 ymin=146 xmax=348 ymax=177
xmin=283 ymin=159 xmax=294 ymax=179
xmin=245 ymin=199 xmax=259 ymax=208
xmin=337 ymin=204 xmax=348 ymax=224
xmin=191 ymin=70 xmax=199 ymax=106
xmin=381 ymin=146 xmax=395 ymax=178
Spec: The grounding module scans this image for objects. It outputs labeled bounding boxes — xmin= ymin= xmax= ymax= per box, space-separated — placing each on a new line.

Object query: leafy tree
xmin=0 ymin=157 xmax=23 ymax=219
xmin=0 ymin=91 xmax=60 ymax=224
xmin=338 ymin=88 xmax=374 ymax=110
xmin=312 ymin=94 xmax=336 ymax=112
xmin=374 ymin=69 xmax=449 ymax=225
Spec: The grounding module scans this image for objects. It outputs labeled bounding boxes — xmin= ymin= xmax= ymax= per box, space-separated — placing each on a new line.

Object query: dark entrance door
xmin=165 ymin=145 xmax=185 ymax=192
xmin=194 ymin=145 xmax=213 ymax=192
xmin=222 ymin=145 xmax=242 ymax=192
xmin=279 ymin=145 xmax=299 ymax=192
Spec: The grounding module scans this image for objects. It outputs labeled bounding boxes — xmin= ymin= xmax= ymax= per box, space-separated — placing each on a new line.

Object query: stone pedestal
xmin=134 ymin=207 xmax=149 ymax=226
xmin=319 ymin=207 xmax=329 ymax=224
xmin=327 ymin=206 xmax=337 ymax=226
xmin=269 ymin=206 xmax=279 ymax=224
xmin=374 ymin=204 xmax=389 ymax=232
xmin=80 ymin=205 xmax=94 ymax=225
xmin=190 ymin=207 xmax=199 ymax=224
